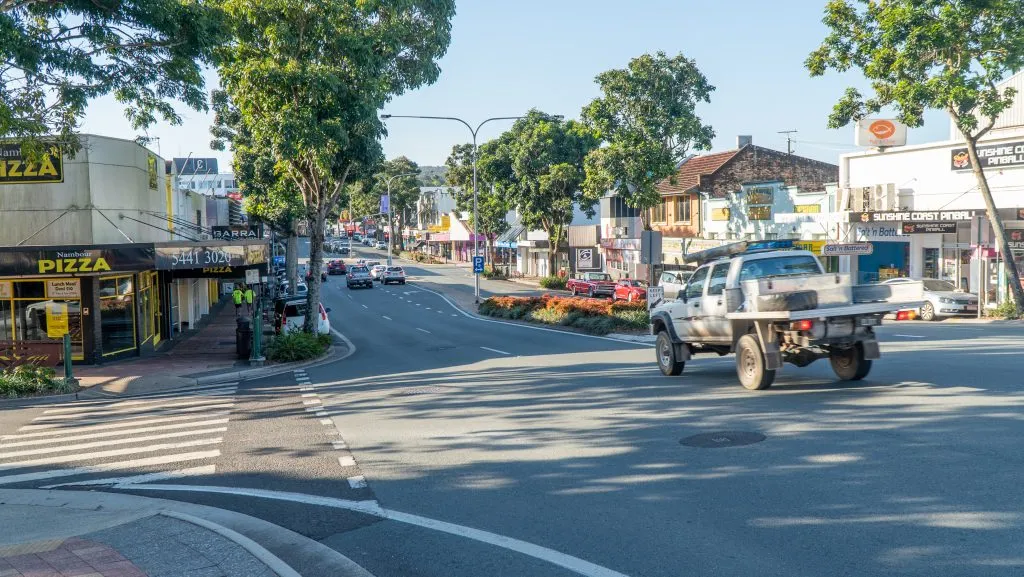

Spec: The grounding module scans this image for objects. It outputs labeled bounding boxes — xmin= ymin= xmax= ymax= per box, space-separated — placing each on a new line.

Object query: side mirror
xmin=678 ymin=289 xmax=687 ymax=303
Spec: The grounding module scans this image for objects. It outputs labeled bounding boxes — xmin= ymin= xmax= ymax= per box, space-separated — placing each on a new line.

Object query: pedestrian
xmin=232 ymin=285 xmax=244 ymax=316
xmin=244 ymin=284 xmax=255 ymax=315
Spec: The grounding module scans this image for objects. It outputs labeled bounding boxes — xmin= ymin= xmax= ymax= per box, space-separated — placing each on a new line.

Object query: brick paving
xmin=0 ymin=537 xmax=146 ymax=577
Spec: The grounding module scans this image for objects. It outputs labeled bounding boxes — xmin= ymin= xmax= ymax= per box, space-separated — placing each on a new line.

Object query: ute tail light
xmin=790 ymin=319 xmax=814 ymax=331
xmin=896 ymin=310 xmax=914 ymax=321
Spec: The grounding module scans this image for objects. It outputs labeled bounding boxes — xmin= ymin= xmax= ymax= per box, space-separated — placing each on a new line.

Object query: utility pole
xmin=778 ymin=130 xmax=797 ymax=155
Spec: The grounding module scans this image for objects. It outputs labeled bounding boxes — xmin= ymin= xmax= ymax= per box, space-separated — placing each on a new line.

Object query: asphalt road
xmin=2 ymin=239 xmax=1023 ymax=577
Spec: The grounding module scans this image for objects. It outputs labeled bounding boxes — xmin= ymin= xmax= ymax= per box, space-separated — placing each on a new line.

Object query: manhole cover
xmin=680 ymin=431 xmax=766 ymax=448
xmin=400 ymin=386 xmax=449 ymax=395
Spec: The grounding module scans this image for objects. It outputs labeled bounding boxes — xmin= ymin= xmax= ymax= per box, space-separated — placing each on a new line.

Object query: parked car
xmin=883 ymin=277 xmax=978 ymax=321
xmin=370 ymin=264 xmax=387 ymax=281
xmin=327 ymin=260 xmax=347 ymax=275
xmin=306 ymin=269 xmax=328 ymax=282
xmin=346 ymin=265 xmax=373 ymax=289
xmin=339 ymin=246 xmax=351 ymax=255
xmin=274 ymin=296 xmax=331 ymax=335
xmin=658 ymin=270 xmax=692 ymax=300
xmin=613 ymin=279 xmax=648 ymax=302
xmin=294 ymin=282 xmax=308 ymax=297
xmin=567 ymin=272 xmax=616 ymax=298
xmin=376 ymin=241 xmax=387 ymax=250
xmin=382 ymin=266 xmax=406 ymax=285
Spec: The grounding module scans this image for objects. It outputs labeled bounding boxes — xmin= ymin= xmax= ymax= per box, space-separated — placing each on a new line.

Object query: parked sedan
xmin=370 ymin=264 xmax=387 ymax=281
xmin=376 ymin=241 xmax=387 ymax=250
xmin=613 ymin=279 xmax=648 ymax=302
xmin=274 ymin=297 xmax=331 ymax=335
xmin=883 ymin=277 xmax=978 ymax=321
xmin=381 ymin=266 xmax=406 ymax=285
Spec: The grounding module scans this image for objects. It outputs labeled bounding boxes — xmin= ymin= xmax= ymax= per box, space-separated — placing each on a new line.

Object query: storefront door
xmin=858 ymin=242 xmax=909 ymax=283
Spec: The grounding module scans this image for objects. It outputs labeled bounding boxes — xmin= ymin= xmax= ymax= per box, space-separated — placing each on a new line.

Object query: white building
xmin=839 ymin=70 xmax=1024 ymax=305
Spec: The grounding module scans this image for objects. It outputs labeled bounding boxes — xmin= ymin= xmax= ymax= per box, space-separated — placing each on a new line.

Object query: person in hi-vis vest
xmin=232 ymin=285 xmax=244 ymax=316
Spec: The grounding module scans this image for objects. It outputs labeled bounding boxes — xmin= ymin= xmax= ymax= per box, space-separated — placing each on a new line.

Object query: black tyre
xmin=829 ymin=344 xmax=872 ymax=381
xmin=920 ymin=302 xmax=936 ymax=321
xmin=736 ymin=334 xmax=775 ymax=390
xmin=656 ymin=332 xmax=685 ymax=376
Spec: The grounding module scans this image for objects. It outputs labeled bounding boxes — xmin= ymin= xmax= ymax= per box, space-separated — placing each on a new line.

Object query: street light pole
xmin=381 ymin=114 xmax=534 ymax=303
xmin=384 ymin=172 xmax=417 ymax=268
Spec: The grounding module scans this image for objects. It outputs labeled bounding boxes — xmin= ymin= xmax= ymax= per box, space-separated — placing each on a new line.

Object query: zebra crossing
xmin=0 ymin=383 xmax=237 ymax=488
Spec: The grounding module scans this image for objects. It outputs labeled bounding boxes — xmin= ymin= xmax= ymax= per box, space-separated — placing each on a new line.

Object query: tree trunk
xmin=546 ymin=225 xmax=559 ymax=277
xmin=965 ymin=137 xmax=1024 ymax=313
xmin=303 ymin=208 xmax=326 ymax=333
xmin=286 ymin=223 xmax=298 ymax=295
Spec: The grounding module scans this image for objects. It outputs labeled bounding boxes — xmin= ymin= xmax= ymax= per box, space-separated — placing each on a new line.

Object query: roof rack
xmin=683 ymin=239 xmax=795 ymax=266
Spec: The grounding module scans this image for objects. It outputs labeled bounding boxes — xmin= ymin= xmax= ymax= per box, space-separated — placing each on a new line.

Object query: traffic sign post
xmin=472 ymin=256 xmax=485 ymax=274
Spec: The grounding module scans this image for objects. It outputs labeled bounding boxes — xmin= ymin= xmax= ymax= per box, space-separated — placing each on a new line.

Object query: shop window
xmin=650 ymin=201 xmax=666 ymax=223
xmin=923 ymin=248 xmax=939 ymax=279
xmin=13 ymin=282 xmax=44 ymax=299
xmin=100 ymin=274 xmax=136 ymax=356
xmin=0 ymin=300 xmax=11 ymax=340
xmin=674 ymin=196 xmax=691 ymax=224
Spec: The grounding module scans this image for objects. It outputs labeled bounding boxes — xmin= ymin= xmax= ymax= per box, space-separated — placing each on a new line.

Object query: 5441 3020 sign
xmin=0 ymin=144 xmax=63 ymax=184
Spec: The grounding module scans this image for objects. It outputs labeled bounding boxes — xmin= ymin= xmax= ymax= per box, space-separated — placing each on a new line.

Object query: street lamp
xmin=382 ymin=113 xmax=562 ymax=303
xmin=384 ymin=172 xmax=418 ymax=267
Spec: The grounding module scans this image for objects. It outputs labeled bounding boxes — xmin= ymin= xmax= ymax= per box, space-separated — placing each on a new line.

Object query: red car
xmin=327 ymin=259 xmax=347 ymax=275
xmin=613 ymin=279 xmax=647 ymax=302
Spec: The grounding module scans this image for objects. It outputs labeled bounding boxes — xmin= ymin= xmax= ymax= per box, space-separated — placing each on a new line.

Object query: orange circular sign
xmin=869 ymin=120 xmax=896 ymax=139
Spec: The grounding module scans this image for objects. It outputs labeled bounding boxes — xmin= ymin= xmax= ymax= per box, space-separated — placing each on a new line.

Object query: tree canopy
xmin=445 ymin=142 xmax=510 ymax=253
xmin=214 ymin=0 xmax=454 ymax=330
xmin=1 ymin=0 xmax=224 ymax=151
xmin=807 ymin=0 xmax=1024 ymax=311
xmin=582 ymin=51 xmax=715 ymax=229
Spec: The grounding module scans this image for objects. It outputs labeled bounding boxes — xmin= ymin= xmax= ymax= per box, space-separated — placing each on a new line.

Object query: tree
xmin=807 ymin=0 xmax=1024 ymax=313
xmin=445 ymin=142 xmax=510 ymax=266
xmin=1 ymin=0 xmax=224 ymax=151
xmin=582 ymin=51 xmax=715 ymax=230
xmin=215 ymin=0 xmax=454 ymax=332
xmin=372 ymin=157 xmax=421 ymax=252
xmin=481 ymin=110 xmax=599 ymax=275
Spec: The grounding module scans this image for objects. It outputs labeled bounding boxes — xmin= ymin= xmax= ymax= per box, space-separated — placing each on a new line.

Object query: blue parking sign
xmin=472 ymin=256 xmax=485 ymax=274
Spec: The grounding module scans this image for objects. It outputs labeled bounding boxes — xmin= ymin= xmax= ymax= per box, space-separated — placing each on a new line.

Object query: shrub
xmin=266 ymin=331 xmax=331 ymax=362
xmin=483 ymin=266 xmax=508 ymax=280
xmin=0 ymin=364 xmax=73 ymax=398
xmin=477 ymin=294 xmax=649 ymax=335
xmin=990 ymin=299 xmax=1021 ymax=320
xmin=538 ymin=276 xmax=567 ymax=290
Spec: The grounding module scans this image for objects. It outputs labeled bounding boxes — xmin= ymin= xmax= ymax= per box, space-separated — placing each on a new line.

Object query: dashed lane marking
xmin=382 ymin=316 xmax=392 ymax=321
xmin=480 ymin=346 xmax=511 ymax=356
xmin=416 ymin=328 xmax=431 ymax=334
xmin=338 ymin=456 xmax=356 ymax=467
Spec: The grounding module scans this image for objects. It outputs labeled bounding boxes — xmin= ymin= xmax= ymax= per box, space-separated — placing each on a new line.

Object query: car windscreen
xmin=284 ymin=303 xmax=307 ymax=317
xmin=628 ymin=280 xmax=646 ymax=287
xmin=351 ymin=267 xmax=369 ymax=273
xmin=588 ymin=274 xmax=612 ymax=281
xmin=738 ymin=256 xmax=822 ymax=282
xmin=923 ymin=279 xmax=955 ymax=292
xmin=387 ymin=267 xmax=403 ymax=272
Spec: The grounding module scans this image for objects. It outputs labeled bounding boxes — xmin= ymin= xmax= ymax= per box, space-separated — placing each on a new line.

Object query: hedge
xmin=478 ymin=294 xmax=648 ymax=335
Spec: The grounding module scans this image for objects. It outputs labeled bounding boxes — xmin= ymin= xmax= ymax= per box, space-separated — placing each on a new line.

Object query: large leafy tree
xmin=372 ymin=156 xmax=420 ymax=252
xmin=445 ymin=142 xmax=510 ymax=265
xmin=1 ymin=0 xmax=224 ymax=150
xmin=582 ymin=51 xmax=715 ymax=230
xmin=807 ymin=0 xmax=1024 ymax=313
xmin=482 ymin=110 xmax=599 ymax=274
xmin=215 ymin=0 xmax=454 ymax=332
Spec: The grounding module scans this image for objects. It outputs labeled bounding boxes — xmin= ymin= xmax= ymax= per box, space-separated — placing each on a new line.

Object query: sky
xmin=79 ymin=0 xmax=953 ymax=169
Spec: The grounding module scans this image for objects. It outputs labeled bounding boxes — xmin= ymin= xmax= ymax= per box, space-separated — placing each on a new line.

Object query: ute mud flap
xmin=861 ymin=339 xmax=881 ymax=360
xmin=752 ymin=322 xmax=783 ymax=370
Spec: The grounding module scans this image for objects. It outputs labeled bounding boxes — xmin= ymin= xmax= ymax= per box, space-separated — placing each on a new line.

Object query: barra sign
xmin=0 ymin=144 xmax=63 ymax=184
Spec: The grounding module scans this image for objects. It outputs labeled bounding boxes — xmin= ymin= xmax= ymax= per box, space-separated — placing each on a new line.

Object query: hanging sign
xmin=45 ymin=302 xmax=69 ymax=338
xmin=901 ymin=222 xmax=957 ymax=234
xmin=822 ymin=243 xmax=874 ymax=256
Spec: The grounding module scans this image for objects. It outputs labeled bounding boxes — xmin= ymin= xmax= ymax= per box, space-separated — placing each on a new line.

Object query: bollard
xmin=62 ymin=333 xmax=77 ymax=389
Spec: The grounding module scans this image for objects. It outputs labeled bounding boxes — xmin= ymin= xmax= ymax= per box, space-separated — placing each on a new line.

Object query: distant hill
xmin=418 ymin=165 xmax=447 ymax=186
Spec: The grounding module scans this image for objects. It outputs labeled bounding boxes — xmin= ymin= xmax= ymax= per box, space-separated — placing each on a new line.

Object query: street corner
xmin=0 ymin=536 xmax=150 ymax=577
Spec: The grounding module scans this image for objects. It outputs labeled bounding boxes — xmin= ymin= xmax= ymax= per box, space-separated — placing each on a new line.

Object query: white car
xmin=382 ymin=266 xmax=406 ymax=285
xmin=370 ymin=264 xmax=387 ymax=281
xmin=294 ymin=282 xmax=308 ymax=297
xmin=276 ymin=297 xmax=331 ymax=335
xmin=376 ymin=241 xmax=387 ymax=250
xmin=883 ymin=277 xmax=979 ymax=320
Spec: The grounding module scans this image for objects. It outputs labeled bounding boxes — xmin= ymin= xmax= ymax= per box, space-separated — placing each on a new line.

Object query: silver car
xmin=883 ymin=278 xmax=978 ymax=320
xmin=382 ymin=266 xmax=406 ymax=285
xmin=370 ymin=264 xmax=387 ymax=281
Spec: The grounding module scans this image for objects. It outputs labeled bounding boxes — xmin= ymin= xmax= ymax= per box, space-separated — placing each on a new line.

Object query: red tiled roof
xmin=655 ymin=149 xmax=741 ymax=195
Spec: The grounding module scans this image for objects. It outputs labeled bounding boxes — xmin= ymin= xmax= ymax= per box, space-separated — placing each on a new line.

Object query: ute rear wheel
xmin=656 ymin=332 xmax=685 ymax=376
xmin=830 ymin=344 xmax=872 ymax=381
xmin=736 ymin=334 xmax=775 ymax=390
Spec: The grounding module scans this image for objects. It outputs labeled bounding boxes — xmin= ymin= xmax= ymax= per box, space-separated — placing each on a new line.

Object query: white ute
xmin=649 ymin=240 xmax=924 ymax=390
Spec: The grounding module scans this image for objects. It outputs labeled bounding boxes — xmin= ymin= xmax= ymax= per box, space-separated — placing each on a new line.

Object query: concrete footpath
xmin=0 ymin=489 xmax=374 ymax=577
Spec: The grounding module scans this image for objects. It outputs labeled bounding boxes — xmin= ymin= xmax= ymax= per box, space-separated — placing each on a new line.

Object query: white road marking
xmin=452 ymin=314 xmax=458 ymax=317
xmin=425 ymin=307 xmax=431 ymax=310
xmin=362 ymin=304 xmax=368 ymax=309
xmin=0 ymin=451 xmax=221 ymax=486
xmin=338 ymin=456 xmax=356 ymax=467
xmin=480 ymin=346 xmax=511 ymax=356
xmin=0 ymin=438 xmax=222 ymax=471
xmin=382 ymin=316 xmax=392 ymax=321
xmin=35 ymin=396 xmax=235 ymax=420
xmin=347 ymin=476 xmax=367 ymax=489
xmin=301 ymin=393 xmax=317 ymax=398
xmin=302 ymin=399 xmax=321 ymax=405
xmin=316 ymin=411 xmax=329 ymax=417
xmin=0 ymin=427 xmax=227 ymax=460
xmin=346 ymin=294 xmax=353 ymax=300
xmin=893 ymin=334 xmax=926 ymax=338
xmin=0 ymin=418 xmax=230 ymax=448
xmin=43 ymin=387 xmax=237 ymax=411
xmin=40 ymin=465 xmax=216 ymax=489
xmin=331 ymin=441 xmax=347 ymax=450
xmin=320 ymin=419 xmax=333 ymax=426
xmin=12 ymin=410 xmax=233 ymax=435
xmin=116 ymin=484 xmax=632 ymax=577
xmin=304 ymin=407 xmax=321 ymax=412
xmin=415 ymin=303 xmax=421 ymax=306
xmin=416 ymin=328 xmax=430 ymax=334
xmin=437 ymin=310 xmax=443 ymax=314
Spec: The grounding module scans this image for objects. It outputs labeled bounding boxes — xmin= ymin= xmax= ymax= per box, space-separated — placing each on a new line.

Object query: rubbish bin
xmin=236 ymin=318 xmax=252 ymax=360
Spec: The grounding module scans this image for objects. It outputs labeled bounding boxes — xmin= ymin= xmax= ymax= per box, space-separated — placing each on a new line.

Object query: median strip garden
xmin=478 ymin=295 xmax=649 ymax=335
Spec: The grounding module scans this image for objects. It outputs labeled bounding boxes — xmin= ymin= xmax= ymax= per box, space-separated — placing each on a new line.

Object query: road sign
xmin=245 ymin=269 xmax=260 ymax=284
xmin=821 ymin=243 xmax=874 ymax=256
xmin=472 ymin=256 xmax=485 ymax=274
xmin=646 ymin=286 xmax=664 ymax=311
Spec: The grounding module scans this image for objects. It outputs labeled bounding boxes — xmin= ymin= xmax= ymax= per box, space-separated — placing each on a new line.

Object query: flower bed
xmin=0 ymin=365 xmax=77 ymax=398
xmin=478 ymin=294 xmax=649 ymax=335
